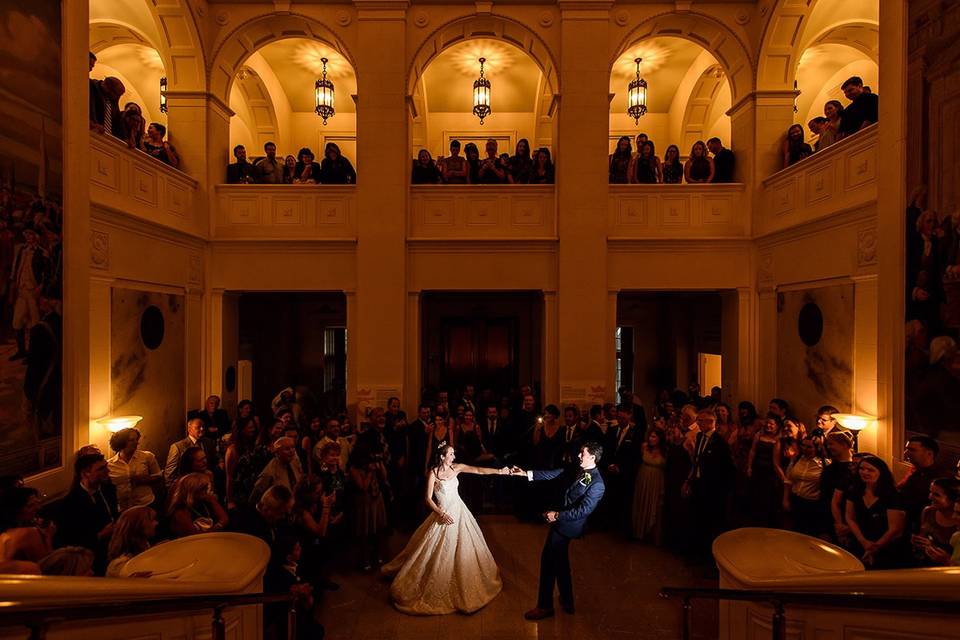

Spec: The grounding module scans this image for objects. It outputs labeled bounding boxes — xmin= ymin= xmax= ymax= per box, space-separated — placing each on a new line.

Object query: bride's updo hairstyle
xmin=429 ymin=441 xmax=454 ymax=472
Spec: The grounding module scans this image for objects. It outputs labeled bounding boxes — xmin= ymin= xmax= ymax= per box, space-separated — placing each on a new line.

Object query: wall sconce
xmin=96 ymin=415 xmax=144 ymax=433
xmin=314 ymin=57 xmax=335 ymax=125
xmin=627 ymin=57 xmax=648 ymax=125
xmin=160 ymin=77 xmax=168 ymax=114
xmin=833 ymin=413 xmax=875 ymax=452
xmin=473 ymin=57 xmax=491 ymax=125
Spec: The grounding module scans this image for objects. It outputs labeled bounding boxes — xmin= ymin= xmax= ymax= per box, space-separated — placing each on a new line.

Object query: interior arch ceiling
xmin=609 ymin=37 xmax=719 ymax=113
xmin=799 ymin=0 xmax=879 ymax=53
xmin=421 ymin=39 xmax=542 ymax=113
xmin=89 ymin=0 xmax=163 ymax=53
xmin=255 ymin=39 xmax=357 ymax=114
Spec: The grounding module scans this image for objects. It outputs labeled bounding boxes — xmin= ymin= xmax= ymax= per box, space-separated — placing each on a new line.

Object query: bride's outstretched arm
xmin=424 ymin=472 xmax=454 ymax=524
xmin=452 ymin=463 xmax=509 ymax=476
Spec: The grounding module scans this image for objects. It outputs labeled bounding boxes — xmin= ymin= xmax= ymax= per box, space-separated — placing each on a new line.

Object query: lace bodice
xmin=434 ymin=474 xmax=461 ymax=511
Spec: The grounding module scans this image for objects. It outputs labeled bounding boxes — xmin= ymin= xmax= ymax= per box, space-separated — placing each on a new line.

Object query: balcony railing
xmin=89 ymin=132 xmax=202 ymax=236
xmin=608 ymin=183 xmax=748 ymax=239
xmin=758 ymin=123 xmax=878 ymax=236
xmin=409 ymin=184 xmax=557 ymax=240
xmin=214 ymin=184 xmax=357 ymax=240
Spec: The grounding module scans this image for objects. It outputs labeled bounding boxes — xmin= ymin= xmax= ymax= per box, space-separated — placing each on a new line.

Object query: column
xmin=852 ymin=275 xmax=880 ymax=455
xmin=404 ymin=291 xmax=420 ymax=413
xmin=556 ymin=0 xmax=612 ymax=402
xmin=721 ymin=287 xmax=758 ymax=404
xmin=88 ymin=277 xmax=113 ymax=453
xmin=756 ymin=287 xmax=778 ymax=405
xmin=204 ymin=288 xmax=225 ymax=399
xmin=542 ymin=291 xmax=559 ymax=402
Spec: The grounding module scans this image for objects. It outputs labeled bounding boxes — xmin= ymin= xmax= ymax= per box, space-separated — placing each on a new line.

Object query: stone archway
xmin=611 ymin=11 xmax=753 ymax=104
xmin=680 ymin=65 xmax=730 ymax=149
xmin=756 ymin=0 xmax=821 ymax=92
xmin=208 ymin=14 xmax=356 ymax=106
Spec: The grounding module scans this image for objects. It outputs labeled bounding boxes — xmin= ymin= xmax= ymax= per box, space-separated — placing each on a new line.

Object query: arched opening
xmin=410 ymin=38 xmax=554 ymax=167
xmin=609 ymin=37 xmax=732 ymax=161
xmin=90 ymin=43 xmax=167 ymax=127
xmin=794 ymin=40 xmax=878 ymax=135
xmin=227 ymin=38 xmax=358 ymax=167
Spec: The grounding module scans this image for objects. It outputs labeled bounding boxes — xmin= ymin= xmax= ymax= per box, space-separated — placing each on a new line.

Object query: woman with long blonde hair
xmin=106 ymin=505 xmax=157 ymax=577
xmin=167 ymin=472 xmax=228 ymax=537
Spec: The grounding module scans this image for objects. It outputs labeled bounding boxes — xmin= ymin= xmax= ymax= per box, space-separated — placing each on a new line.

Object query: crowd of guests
xmin=608 ymin=135 xmax=735 ymax=184
xmin=88 ymin=52 xmax=181 ymax=169
xmin=226 ymin=142 xmax=357 ymax=185
xmin=3 ymin=382 xmax=958 ymax=635
xmin=411 ymin=138 xmax=555 ymax=185
xmin=784 ymin=75 xmax=879 ymax=168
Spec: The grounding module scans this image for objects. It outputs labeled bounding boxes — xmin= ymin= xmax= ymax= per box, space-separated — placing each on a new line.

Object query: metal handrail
xmin=659 ymin=586 xmax=960 ymax=640
xmin=0 ymin=591 xmax=297 ymax=640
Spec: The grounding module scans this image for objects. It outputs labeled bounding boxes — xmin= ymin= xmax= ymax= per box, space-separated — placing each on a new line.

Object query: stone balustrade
xmin=408 ymin=184 xmax=557 ymax=240
xmin=214 ymin=184 xmax=357 ymax=240
xmin=608 ymin=183 xmax=749 ymax=239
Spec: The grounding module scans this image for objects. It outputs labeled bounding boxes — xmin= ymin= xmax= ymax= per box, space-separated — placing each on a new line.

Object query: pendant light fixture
xmin=627 ymin=57 xmax=648 ymax=124
xmin=315 ymin=57 xmax=335 ymax=125
xmin=473 ymin=57 xmax=491 ymax=125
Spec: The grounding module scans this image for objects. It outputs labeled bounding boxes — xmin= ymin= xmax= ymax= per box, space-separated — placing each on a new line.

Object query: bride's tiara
xmin=436 ymin=440 xmax=448 ymax=450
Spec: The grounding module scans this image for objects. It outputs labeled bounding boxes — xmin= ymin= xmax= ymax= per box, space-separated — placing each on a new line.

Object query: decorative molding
xmin=413 ymin=11 xmax=429 ymax=27
xmin=336 ymin=10 xmax=352 ymax=26
xmin=735 ymin=9 xmax=750 ymax=25
xmin=539 ymin=10 xmax=554 ymax=28
xmin=608 ymin=184 xmax=748 ymax=239
xmin=214 ymin=185 xmax=357 ymax=240
xmin=188 ymin=253 xmax=203 ymax=285
xmin=409 ymin=185 xmax=556 ymax=240
xmin=857 ymin=226 xmax=878 ymax=267
xmin=90 ymin=230 xmax=110 ymax=270
xmin=613 ymin=9 xmax=629 ymax=26
xmin=214 ymin=10 xmax=229 ymax=26
xmin=758 ymin=251 xmax=774 ymax=285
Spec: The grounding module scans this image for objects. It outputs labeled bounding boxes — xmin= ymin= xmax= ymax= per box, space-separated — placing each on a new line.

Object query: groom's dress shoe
xmin=524 ymin=607 xmax=554 ymax=620
xmin=560 ymin=602 xmax=575 ymax=614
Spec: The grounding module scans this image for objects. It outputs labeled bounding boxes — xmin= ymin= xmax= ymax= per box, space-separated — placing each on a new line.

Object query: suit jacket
xmin=531 ymin=466 xmax=605 ymax=538
xmin=55 ymin=483 xmax=119 ymax=574
xmin=481 ymin=418 xmax=510 ymax=458
xmin=226 ymin=161 xmax=255 ymax=184
xmin=689 ymin=430 xmax=735 ymax=494
xmin=88 ymin=81 xmax=124 ymax=139
xmin=164 ymin=436 xmax=217 ymax=486
xmin=609 ymin=423 xmax=642 ymax=479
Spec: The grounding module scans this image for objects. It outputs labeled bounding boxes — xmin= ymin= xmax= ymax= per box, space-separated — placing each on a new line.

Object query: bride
xmin=382 ymin=442 xmax=507 ymax=614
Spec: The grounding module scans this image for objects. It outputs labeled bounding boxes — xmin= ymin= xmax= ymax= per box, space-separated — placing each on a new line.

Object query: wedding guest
xmin=631 ymin=428 xmax=667 ymax=543
xmin=782 ymin=435 xmax=825 ymax=536
xmin=314 ymin=417 xmax=352 ymax=472
xmin=251 ymin=437 xmax=304 ymax=505
xmin=782 ymin=124 xmax=813 ymax=167
xmin=820 ymin=100 xmax=843 ymax=149
xmin=281 ymin=154 xmax=297 ymax=184
xmin=609 ymin=136 xmax=632 ymax=184
xmin=165 ymin=418 xmax=211 ymax=488
xmin=631 ymin=141 xmax=661 ymax=184
xmin=411 ymin=149 xmax=442 ymax=184
xmin=177 ymin=445 xmax=210 ymax=479
xmin=845 ymin=455 xmax=907 ymax=569
xmin=167 ymin=472 xmax=229 ymax=537
xmin=531 ymin=147 xmax=555 ymax=184
xmin=143 ymin=122 xmax=180 ymax=168
xmin=226 ymin=144 xmax=256 ymax=183
xmin=106 ymin=505 xmax=157 ymax=577
xmin=121 ymin=102 xmax=145 ymax=150
xmin=808 ymin=117 xmax=828 ymax=151
xmin=107 ymin=427 xmax=161 ymax=511
xmin=294 ymin=148 xmax=321 ymax=184
xmin=224 ymin=416 xmax=271 ymax=511
xmin=0 ymin=487 xmax=54 ymax=566
xmin=684 ymin=410 xmax=735 ymax=558
xmin=464 ymin=142 xmax=481 ymax=183
xmin=899 ymin=435 xmax=950 ymax=533
xmin=255 ymin=141 xmax=283 ymax=184
xmin=661 ymin=145 xmax=683 ymax=184
xmin=821 ymin=431 xmax=857 ymax=545
xmin=707 ymin=137 xmax=735 ymax=183
xmin=508 ymin=139 xmax=534 ymax=184
xmin=438 ymin=140 xmax=469 ymax=184
xmin=912 ymin=478 xmax=960 ymax=567
xmin=89 ymin=77 xmax=125 ymax=139
xmin=349 ymin=441 xmax=388 ymax=571
xmin=838 ymin=76 xmax=879 ymax=137
xmin=478 ymin=139 xmax=509 ymax=184
xmin=747 ymin=416 xmax=783 ymax=526
xmin=38 ymin=547 xmax=95 ymax=577
xmin=684 ymin=140 xmax=714 ymax=183
xmin=920 ymin=481 xmax=960 ymax=566
xmin=56 ymin=452 xmax=119 ymax=574
xmin=318 ymin=142 xmax=356 ymax=184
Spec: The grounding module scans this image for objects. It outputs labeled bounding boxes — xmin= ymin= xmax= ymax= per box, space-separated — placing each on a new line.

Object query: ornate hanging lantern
xmin=159 ymin=76 xmax=168 ymax=113
xmin=473 ymin=57 xmax=491 ymax=125
xmin=315 ymin=57 xmax=335 ymax=125
xmin=627 ymin=57 xmax=648 ymax=125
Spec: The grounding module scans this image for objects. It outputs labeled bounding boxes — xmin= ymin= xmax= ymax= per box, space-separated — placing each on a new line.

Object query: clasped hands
xmin=498 ymin=465 xmax=527 ymax=476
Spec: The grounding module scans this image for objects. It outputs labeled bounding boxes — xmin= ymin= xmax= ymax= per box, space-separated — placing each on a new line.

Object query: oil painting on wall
xmin=904 ymin=1 xmax=960 ymax=453
xmin=111 ymin=289 xmax=185 ymax=465
xmin=777 ymin=285 xmax=854 ymax=425
xmin=0 ymin=1 xmax=64 ymax=476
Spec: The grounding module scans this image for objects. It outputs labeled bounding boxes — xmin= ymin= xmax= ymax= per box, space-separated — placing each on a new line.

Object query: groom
xmin=510 ymin=441 xmax=605 ymax=620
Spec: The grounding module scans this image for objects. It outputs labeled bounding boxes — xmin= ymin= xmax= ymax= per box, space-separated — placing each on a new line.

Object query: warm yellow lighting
xmin=832 ymin=413 xmax=875 ymax=432
xmin=314 ymin=57 xmax=335 ymax=125
xmin=627 ymin=57 xmax=648 ymax=124
xmin=473 ymin=57 xmax=491 ymax=124
xmin=96 ymin=415 xmax=144 ymax=433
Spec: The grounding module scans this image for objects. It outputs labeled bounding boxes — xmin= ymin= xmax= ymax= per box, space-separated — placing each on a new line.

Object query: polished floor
xmin=317 ymin=516 xmax=719 ymax=639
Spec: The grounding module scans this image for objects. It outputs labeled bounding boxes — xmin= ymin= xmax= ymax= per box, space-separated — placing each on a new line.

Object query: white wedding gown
xmin=381 ymin=474 xmax=502 ymax=615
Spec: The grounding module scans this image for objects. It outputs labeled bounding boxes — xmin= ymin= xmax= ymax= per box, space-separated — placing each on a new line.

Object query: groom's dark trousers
xmin=538 ymin=528 xmax=573 ymax=608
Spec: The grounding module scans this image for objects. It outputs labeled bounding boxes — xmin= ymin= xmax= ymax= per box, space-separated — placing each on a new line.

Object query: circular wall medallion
xmin=336 ymin=10 xmax=352 ymax=27
xmin=214 ymin=10 xmax=229 ymax=26
xmin=140 ymin=305 xmax=165 ymax=350
xmin=538 ymin=11 xmax=554 ymax=28
xmin=797 ymin=302 xmax=824 ymax=347
xmin=614 ymin=9 xmax=630 ymax=27
xmin=414 ymin=11 xmax=430 ymax=28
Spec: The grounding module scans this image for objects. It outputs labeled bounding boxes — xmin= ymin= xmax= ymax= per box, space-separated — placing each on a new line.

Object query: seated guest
xmin=251 ymin=437 xmax=304 ymax=505
xmin=318 ymin=142 xmax=356 ymax=184
xmin=165 ymin=417 xmax=210 ymax=488
xmin=838 ymin=76 xmax=878 ymax=137
xmin=89 ymin=76 xmax=125 ymax=139
xmin=56 ymin=452 xmax=119 ymax=575
xmin=684 ymin=140 xmax=714 ymax=183
xmin=845 ymin=455 xmax=907 ymax=569
xmin=107 ymin=426 xmax=161 ymax=511
xmin=707 ymin=137 xmax=735 ymax=183
xmin=438 ymin=140 xmax=469 ymax=184
xmin=808 ymin=117 xmax=828 ymax=151
xmin=168 ymin=472 xmax=229 ymax=537
xmin=226 ymin=145 xmax=255 ymax=183
xmin=142 ymin=122 xmax=180 ymax=168
xmin=531 ymin=147 xmax=555 ymax=184
xmin=630 ymin=141 xmax=661 ymax=184
xmin=782 ymin=124 xmax=812 ymax=167
xmin=0 ymin=487 xmax=54 ymax=566
xmin=106 ymin=505 xmax=158 ymax=577
xmin=121 ymin=102 xmax=145 ymax=150
xmin=912 ymin=478 xmax=960 ymax=567
xmin=464 ymin=142 xmax=481 ymax=183
xmin=282 ymin=154 xmax=297 ymax=184
xmin=38 ymin=547 xmax=95 ymax=577
xmin=411 ymin=149 xmax=442 ymax=184
xmin=782 ymin=435 xmax=824 ymax=536
xmin=508 ymin=138 xmax=534 ymax=184
xmin=478 ymin=139 xmax=509 ymax=184
xmin=255 ymin=141 xmax=284 ymax=184
xmin=899 ymin=435 xmax=950 ymax=533
xmin=661 ymin=145 xmax=683 ymax=184
xmin=609 ymin=136 xmax=632 ymax=184
xmin=294 ymin=147 xmax=321 ymax=184
xmin=820 ymin=100 xmax=843 ymax=149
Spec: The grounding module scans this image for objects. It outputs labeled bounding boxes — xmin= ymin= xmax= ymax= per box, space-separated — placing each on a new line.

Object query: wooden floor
xmin=316 ymin=515 xmax=719 ymax=639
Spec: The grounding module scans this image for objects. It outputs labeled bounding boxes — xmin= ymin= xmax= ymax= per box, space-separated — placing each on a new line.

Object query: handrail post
xmin=287 ymin=599 xmax=297 ymax=640
xmin=681 ymin=596 xmax=692 ymax=640
xmin=211 ymin=605 xmax=225 ymax=640
xmin=771 ymin=600 xmax=786 ymax=640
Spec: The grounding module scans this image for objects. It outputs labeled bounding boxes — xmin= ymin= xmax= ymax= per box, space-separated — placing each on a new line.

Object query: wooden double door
xmin=440 ymin=317 xmax=518 ymax=394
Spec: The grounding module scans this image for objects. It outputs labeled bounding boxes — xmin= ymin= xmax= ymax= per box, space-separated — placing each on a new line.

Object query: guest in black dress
xmin=608 ymin=136 xmax=632 ymax=184
xmin=464 ymin=143 xmax=481 ymax=184
xmin=782 ymin=124 xmax=813 ymax=168
xmin=294 ymin=148 xmax=321 ymax=184
xmin=508 ymin=139 xmax=534 ymax=184
xmin=845 ymin=455 xmax=907 ymax=569
xmin=318 ymin=142 xmax=356 ymax=184
xmin=683 ymin=140 xmax=713 ymax=183
xmin=411 ymin=149 xmax=442 ymax=184
xmin=661 ymin=145 xmax=683 ymax=184
xmin=531 ymin=147 xmax=555 ymax=184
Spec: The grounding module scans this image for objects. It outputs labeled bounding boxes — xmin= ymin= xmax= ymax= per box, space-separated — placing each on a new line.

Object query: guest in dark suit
xmin=602 ymin=404 xmax=642 ymax=530
xmin=684 ymin=410 xmax=735 ymax=559
xmin=55 ymin=453 xmax=119 ymax=575
xmin=226 ymin=145 xmax=256 ymax=184
xmin=164 ymin=418 xmax=215 ymax=488
xmin=511 ymin=442 xmax=606 ymax=620
xmin=89 ymin=77 xmax=126 ymax=139
xmin=481 ymin=405 xmax=510 ymax=462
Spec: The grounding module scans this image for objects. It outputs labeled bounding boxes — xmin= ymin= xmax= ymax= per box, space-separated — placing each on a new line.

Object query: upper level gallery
xmin=86 ymin=0 xmax=881 ymax=243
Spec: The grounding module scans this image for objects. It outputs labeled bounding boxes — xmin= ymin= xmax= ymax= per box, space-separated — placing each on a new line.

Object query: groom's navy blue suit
xmin=529 ymin=465 xmax=605 ymax=610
